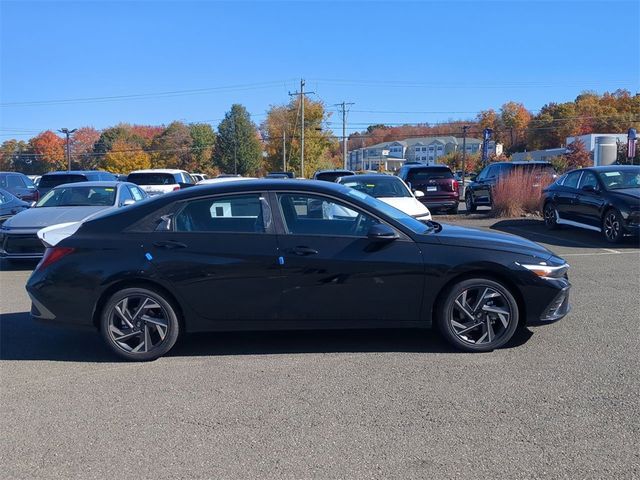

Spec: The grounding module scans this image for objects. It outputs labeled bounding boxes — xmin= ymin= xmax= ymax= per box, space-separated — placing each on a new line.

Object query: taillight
xmin=173 ymin=186 xmax=180 ymax=191
xmin=36 ymin=247 xmax=75 ymax=272
xmin=452 ymin=180 xmax=459 ymax=192
xmin=34 ymin=190 xmax=40 ymax=201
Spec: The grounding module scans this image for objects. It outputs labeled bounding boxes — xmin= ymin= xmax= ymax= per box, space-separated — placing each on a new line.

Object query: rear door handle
xmin=153 ymin=240 xmax=187 ymax=249
xmin=288 ymin=246 xmax=318 ymax=256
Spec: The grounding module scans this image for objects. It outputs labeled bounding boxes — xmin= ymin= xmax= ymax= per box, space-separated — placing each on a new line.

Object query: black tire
xmin=449 ymin=204 xmax=459 ymax=215
xmin=465 ymin=193 xmax=477 ymax=213
xmin=602 ymin=209 xmax=624 ymax=244
xmin=100 ymin=287 xmax=180 ymax=361
xmin=436 ymin=278 xmax=519 ymax=352
xmin=543 ymin=202 xmax=559 ymax=230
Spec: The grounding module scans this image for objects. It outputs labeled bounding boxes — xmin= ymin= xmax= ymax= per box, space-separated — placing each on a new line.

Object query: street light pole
xmin=58 ymin=128 xmax=77 ymax=171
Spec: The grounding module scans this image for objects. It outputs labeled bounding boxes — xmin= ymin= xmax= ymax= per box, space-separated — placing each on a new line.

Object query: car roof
xmin=339 ymin=174 xmax=397 ymax=182
xmin=315 ymin=169 xmax=354 ymax=174
xmin=582 ymin=165 xmax=639 ymax=172
xmin=0 ymin=171 xmax=29 ymax=176
xmin=52 ymin=181 xmax=128 ymax=188
xmin=403 ymin=164 xmax=451 ymax=169
xmin=41 ymin=170 xmax=108 ymax=176
xmin=129 ymin=169 xmax=187 ymax=174
xmin=499 ymin=161 xmax=552 ymax=166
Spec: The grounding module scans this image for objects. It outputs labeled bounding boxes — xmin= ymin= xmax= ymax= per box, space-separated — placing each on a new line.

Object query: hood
xmin=609 ymin=188 xmax=640 ymax=202
xmin=425 ymin=223 xmax=553 ymax=259
xmin=1 ymin=206 xmax=113 ymax=231
xmin=380 ymin=197 xmax=430 ymax=217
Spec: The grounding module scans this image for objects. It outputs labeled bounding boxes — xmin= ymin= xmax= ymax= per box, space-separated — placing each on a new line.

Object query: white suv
xmin=127 ymin=169 xmax=195 ymax=196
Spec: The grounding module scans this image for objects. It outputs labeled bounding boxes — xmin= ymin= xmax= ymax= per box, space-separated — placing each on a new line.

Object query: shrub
xmin=492 ymin=169 xmax=553 ymax=218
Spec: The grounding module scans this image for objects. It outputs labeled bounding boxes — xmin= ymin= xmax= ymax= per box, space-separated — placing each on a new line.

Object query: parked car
xmin=191 ymin=173 xmax=209 ymax=182
xmin=465 ymin=161 xmax=556 ymax=212
xmin=0 ymin=181 xmax=146 ymax=260
xmin=541 ymin=165 xmax=640 ymax=243
xmin=337 ymin=174 xmax=431 ymax=222
xmin=27 ymin=175 xmax=42 ymax=187
xmin=127 ymin=169 xmax=195 ymax=196
xmin=0 ymin=188 xmax=31 ymax=226
xmin=26 ymin=179 xmax=570 ymax=361
xmin=0 ymin=172 xmax=40 ymax=202
xmin=266 ymin=171 xmax=296 ymax=179
xmin=397 ymin=164 xmax=459 ymax=214
xmin=313 ymin=169 xmax=355 ymax=182
xmin=37 ymin=171 xmax=117 ymax=197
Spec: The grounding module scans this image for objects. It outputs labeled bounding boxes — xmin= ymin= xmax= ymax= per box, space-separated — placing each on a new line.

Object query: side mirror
xmin=121 ymin=199 xmax=136 ymax=207
xmin=581 ymin=184 xmax=598 ymax=193
xmin=367 ymin=223 xmax=399 ymax=242
xmin=469 ymin=175 xmax=477 ymax=182
xmin=413 ymin=190 xmax=425 ymax=198
xmin=178 ymin=182 xmax=195 ymax=189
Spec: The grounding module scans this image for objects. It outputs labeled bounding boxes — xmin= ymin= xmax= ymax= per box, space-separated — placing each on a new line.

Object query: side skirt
xmin=555 ymin=211 xmax=601 ymax=232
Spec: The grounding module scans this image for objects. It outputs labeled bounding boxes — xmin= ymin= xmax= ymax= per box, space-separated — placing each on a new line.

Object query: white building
xmin=348 ymin=136 xmax=500 ymax=171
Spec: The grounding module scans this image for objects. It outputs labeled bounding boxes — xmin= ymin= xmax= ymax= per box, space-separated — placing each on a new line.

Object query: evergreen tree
xmin=214 ymin=104 xmax=262 ymax=175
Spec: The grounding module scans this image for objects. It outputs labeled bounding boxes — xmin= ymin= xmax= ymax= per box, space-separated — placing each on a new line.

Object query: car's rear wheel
xmin=436 ymin=278 xmax=519 ymax=352
xmin=603 ymin=209 xmax=624 ymax=243
xmin=465 ymin=193 xmax=477 ymax=213
xmin=543 ymin=202 xmax=559 ymax=230
xmin=100 ymin=287 xmax=180 ymax=361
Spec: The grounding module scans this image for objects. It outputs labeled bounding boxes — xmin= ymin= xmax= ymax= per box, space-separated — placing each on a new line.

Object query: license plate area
xmin=426 ymin=186 xmax=437 ymax=192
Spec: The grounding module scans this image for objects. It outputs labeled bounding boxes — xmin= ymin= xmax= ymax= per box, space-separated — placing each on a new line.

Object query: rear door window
xmin=174 ymin=194 xmax=269 ymax=233
xmin=563 ymin=171 xmax=582 ymax=189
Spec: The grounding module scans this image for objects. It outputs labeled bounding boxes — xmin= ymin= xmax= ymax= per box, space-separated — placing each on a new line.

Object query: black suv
xmin=312 ymin=169 xmax=355 ymax=182
xmin=466 ymin=161 xmax=556 ymax=212
xmin=397 ymin=164 xmax=459 ymax=214
xmin=0 ymin=172 xmax=39 ymax=202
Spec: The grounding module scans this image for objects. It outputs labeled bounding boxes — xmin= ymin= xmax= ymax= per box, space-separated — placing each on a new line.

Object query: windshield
xmin=345 ymin=188 xmax=430 ymax=234
xmin=38 ymin=174 xmax=88 ymax=189
xmin=315 ymin=171 xmax=354 ymax=182
xmin=127 ymin=173 xmax=177 ymax=185
xmin=37 ymin=186 xmax=117 ymax=207
xmin=407 ymin=167 xmax=453 ymax=181
xmin=598 ymin=168 xmax=640 ymax=190
xmin=341 ymin=176 xmax=412 ymax=198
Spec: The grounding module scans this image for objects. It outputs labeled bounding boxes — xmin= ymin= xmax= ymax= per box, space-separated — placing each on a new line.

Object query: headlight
xmin=518 ymin=262 xmax=569 ymax=279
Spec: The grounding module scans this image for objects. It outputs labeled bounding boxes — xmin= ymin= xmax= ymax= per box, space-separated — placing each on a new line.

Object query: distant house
xmin=512 ymin=133 xmax=629 ymax=166
xmin=348 ymin=136 xmax=501 ymax=171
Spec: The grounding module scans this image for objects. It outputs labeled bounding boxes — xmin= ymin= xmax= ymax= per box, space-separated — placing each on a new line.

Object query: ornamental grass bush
xmin=492 ymin=169 xmax=554 ymax=218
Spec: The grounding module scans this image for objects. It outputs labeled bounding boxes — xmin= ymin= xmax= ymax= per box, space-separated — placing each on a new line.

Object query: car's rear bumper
xmin=420 ymin=199 xmax=459 ymax=210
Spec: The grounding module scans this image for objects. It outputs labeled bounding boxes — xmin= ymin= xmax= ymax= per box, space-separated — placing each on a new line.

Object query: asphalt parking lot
xmin=1 ymin=216 xmax=639 ymax=479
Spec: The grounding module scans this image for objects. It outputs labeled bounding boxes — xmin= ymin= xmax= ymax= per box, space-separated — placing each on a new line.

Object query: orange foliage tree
xmin=29 ymin=131 xmax=66 ymax=171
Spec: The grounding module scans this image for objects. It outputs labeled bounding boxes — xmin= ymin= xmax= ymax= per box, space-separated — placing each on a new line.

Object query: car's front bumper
xmin=0 ymin=231 xmax=44 ymax=259
xmin=539 ymin=284 xmax=571 ymax=322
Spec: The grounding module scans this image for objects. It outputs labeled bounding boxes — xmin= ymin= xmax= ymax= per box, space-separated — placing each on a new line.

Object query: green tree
xmin=261 ymin=97 xmax=339 ymax=177
xmin=214 ymin=104 xmax=262 ymax=175
xmin=189 ymin=123 xmax=216 ymax=173
xmin=150 ymin=121 xmax=194 ymax=170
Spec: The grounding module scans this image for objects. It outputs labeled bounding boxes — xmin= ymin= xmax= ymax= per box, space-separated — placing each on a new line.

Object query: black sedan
xmin=26 ymin=180 xmax=571 ymax=361
xmin=0 ymin=188 xmax=31 ymax=226
xmin=541 ymin=165 xmax=640 ymax=243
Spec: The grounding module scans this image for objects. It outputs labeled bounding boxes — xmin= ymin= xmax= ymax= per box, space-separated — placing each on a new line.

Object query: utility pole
xmin=233 ymin=115 xmax=237 ymax=175
xmin=58 ymin=128 xmax=77 ymax=171
xmin=289 ymin=79 xmax=314 ymax=177
xmin=335 ymin=101 xmax=355 ymax=169
xmin=282 ymin=128 xmax=286 ymax=171
xmin=461 ymin=125 xmax=468 ymax=195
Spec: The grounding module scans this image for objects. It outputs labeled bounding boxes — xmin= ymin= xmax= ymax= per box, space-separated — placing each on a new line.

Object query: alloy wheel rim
xmin=604 ymin=213 xmax=620 ymax=240
xmin=108 ymin=295 xmax=170 ymax=354
xmin=544 ymin=205 xmax=556 ymax=225
xmin=466 ymin=196 xmax=472 ymax=208
xmin=450 ymin=286 xmax=512 ymax=345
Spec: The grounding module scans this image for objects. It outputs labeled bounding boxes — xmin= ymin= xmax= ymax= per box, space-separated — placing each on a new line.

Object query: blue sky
xmin=1 ymin=0 xmax=638 ymax=140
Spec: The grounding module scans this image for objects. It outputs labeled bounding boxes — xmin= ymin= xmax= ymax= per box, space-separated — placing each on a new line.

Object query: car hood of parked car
xmin=608 ymin=187 xmax=639 ymax=202
xmin=1 ymin=206 xmax=114 ymax=231
xmin=379 ymin=197 xmax=430 ymax=217
xmin=427 ymin=223 xmax=553 ymax=258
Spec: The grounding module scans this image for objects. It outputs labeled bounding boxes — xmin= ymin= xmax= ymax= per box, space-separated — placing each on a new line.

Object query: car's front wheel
xmin=436 ymin=278 xmax=519 ymax=352
xmin=543 ymin=202 xmax=559 ymax=230
xmin=100 ymin=287 xmax=180 ymax=361
xmin=465 ymin=193 xmax=477 ymax=213
xmin=603 ymin=209 xmax=624 ymax=243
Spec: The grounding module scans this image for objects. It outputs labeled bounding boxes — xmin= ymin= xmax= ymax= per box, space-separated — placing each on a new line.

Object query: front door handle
xmin=153 ymin=240 xmax=187 ymax=250
xmin=288 ymin=246 xmax=318 ymax=256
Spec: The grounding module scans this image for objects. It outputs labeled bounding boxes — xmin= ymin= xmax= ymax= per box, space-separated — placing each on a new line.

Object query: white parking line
xmin=562 ymin=251 xmax=640 ymax=257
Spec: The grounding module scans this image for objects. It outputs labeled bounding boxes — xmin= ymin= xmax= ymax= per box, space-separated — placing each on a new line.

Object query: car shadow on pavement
xmin=491 ymin=219 xmax=640 ymax=249
xmin=1 ymin=311 xmax=534 ymax=362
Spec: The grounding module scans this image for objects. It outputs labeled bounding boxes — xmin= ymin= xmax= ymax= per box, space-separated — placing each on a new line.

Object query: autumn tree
xmin=71 ymin=127 xmax=101 ymax=169
xmin=93 ymin=124 xmax=148 ymax=159
xmin=261 ymin=97 xmax=339 ymax=177
xmin=103 ymin=139 xmax=151 ymax=173
xmin=214 ymin=104 xmax=262 ymax=176
xmin=500 ymin=101 xmax=531 ymax=151
xmin=189 ymin=123 xmax=216 ymax=173
xmin=150 ymin=121 xmax=194 ymax=170
xmin=29 ymin=131 xmax=66 ymax=171
xmin=563 ymin=139 xmax=592 ymax=169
